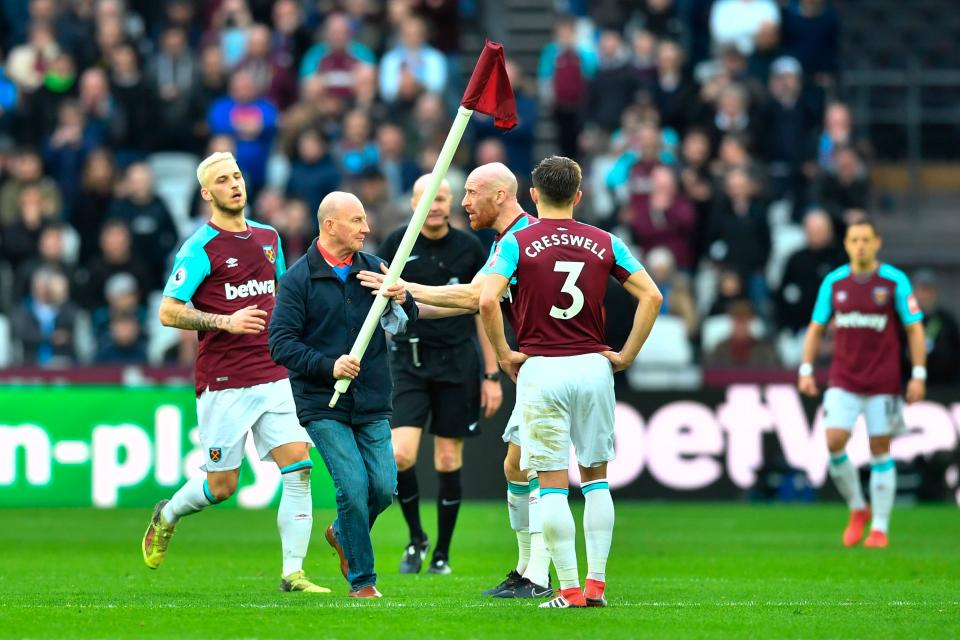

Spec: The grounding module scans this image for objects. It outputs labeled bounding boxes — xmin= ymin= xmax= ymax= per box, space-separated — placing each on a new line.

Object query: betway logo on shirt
xmin=835 ymin=311 xmax=887 ymax=332
xmin=523 ymin=233 xmax=607 ymax=259
xmin=224 ymin=279 xmax=276 ymax=300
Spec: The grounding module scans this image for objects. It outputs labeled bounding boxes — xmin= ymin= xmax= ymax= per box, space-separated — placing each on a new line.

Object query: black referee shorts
xmin=390 ymin=341 xmax=482 ymax=438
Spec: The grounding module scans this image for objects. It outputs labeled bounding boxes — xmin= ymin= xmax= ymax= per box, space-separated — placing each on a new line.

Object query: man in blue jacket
xmin=269 ymin=191 xmax=417 ymax=598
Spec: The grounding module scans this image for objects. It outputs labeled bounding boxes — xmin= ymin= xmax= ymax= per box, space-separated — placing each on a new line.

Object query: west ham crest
xmin=263 ymin=245 xmax=276 ymax=264
xmin=873 ymin=287 xmax=889 ymax=305
xmin=209 ymin=447 xmax=222 ymax=462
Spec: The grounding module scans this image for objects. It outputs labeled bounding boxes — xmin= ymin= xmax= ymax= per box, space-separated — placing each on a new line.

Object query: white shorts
xmin=822 ymin=387 xmax=906 ymax=437
xmin=501 ymin=405 xmax=522 ymax=446
xmin=517 ymin=353 xmax=615 ymax=471
xmin=196 ymin=378 xmax=310 ymax=472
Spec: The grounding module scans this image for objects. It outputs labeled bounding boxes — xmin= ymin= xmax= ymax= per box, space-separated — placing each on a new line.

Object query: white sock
xmin=869 ymin=455 xmax=896 ymax=533
xmin=828 ymin=451 xmax=867 ymax=511
xmin=540 ymin=489 xmax=579 ymax=590
xmin=507 ymin=481 xmax=530 ymax=574
xmin=524 ymin=474 xmax=550 ymax=587
xmin=278 ymin=462 xmax=314 ymax=576
xmin=582 ymin=480 xmax=614 ymax=583
xmin=162 ymin=477 xmax=215 ymax=526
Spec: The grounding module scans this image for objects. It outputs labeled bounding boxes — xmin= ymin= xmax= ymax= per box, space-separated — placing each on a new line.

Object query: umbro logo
xmin=226 ymin=257 xmax=239 ymax=268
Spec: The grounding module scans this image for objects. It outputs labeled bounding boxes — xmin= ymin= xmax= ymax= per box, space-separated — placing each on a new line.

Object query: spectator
xmin=148 ymin=27 xmax=198 ymax=152
xmin=13 ymin=220 xmax=70 ymax=302
xmin=781 ymin=0 xmax=840 ymax=87
xmin=74 ymin=217 xmax=151 ymax=311
xmin=607 ymin=121 xmax=667 ymax=210
xmin=704 ymin=299 xmax=778 ymax=367
xmin=275 ymin=197 xmax=314 ymax=263
xmin=349 ymin=167 xmax=405 ymax=251
xmin=106 ymin=162 xmax=178 ymax=284
xmin=72 ymin=148 xmax=117 ymax=263
xmin=707 ymin=168 xmax=771 ymax=305
xmin=378 ymin=16 xmax=447 ymax=105
xmin=0 ymin=147 xmax=62 ymax=226
xmin=709 ymin=0 xmax=780 ymax=56
xmin=412 ymin=0 xmax=462 ymax=55
xmin=761 ymin=56 xmax=820 ymax=204
xmin=42 ymin=99 xmax=98 ymax=211
xmin=538 ymin=15 xmax=597 ymax=158
xmin=94 ymin=310 xmax=146 ymax=363
xmin=630 ymin=29 xmax=659 ymax=87
xmin=151 ymin=0 xmax=201 ymax=48
xmin=407 ymin=92 xmax=449 ymax=157
xmin=633 ymin=0 xmax=685 ymax=42
xmin=707 ymin=83 xmax=757 ymax=155
xmin=912 ymin=270 xmax=960 ymax=385
xmin=624 ymin=165 xmax=697 ymax=270
xmin=587 ymin=29 xmax=640 ymax=134
xmin=75 ymin=68 xmax=112 ymax=143
xmin=285 ymin=127 xmax=341 ymax=214
xmin=207 ymin=0 xmax=254 ymax=69
xmin=90 ymin=271 xmax=145 ymax=347
xmin=0 ymin=60 xmax=18 ymax=138
xmin=10 ymin=266 xmax=79 ymax=366
xmin=713 ymin=133 xmax=765 ymax=192
xmin=6 ymin=21 xmax=60 ymax=92
xmin=652 ymin=39 xmax=698 ymax=135
xmin=471 ymin=60 xmax=538 ymax=179
xmin=207 ymin=69 xmax=278 ymax=195
xmin=188 ymin=44 xmax=228 ymax=146
xmin=334 ymin=108 xmax=378 ymax=178
xmin=20 ymin=52 xmax=77 ymax=145
xmin=677 ymin=127 xmax=714 ymax=256
xmin=299 ymin=13 xmax=376 ymax=100
xmin=816 ymin=102 xmax=868 ymax=170
xmin=233 ymin=23 xmax=296 ymax=110
xmin=708 ymin=265 xmax=748 ymax=317
xmin=2 ymin=186 xmax=56 ymax=271
xmin=775 ymin=210 xmax=845 ymax=333
xmin=475 ymin=138 xmax=507 ymax=166
xmin=810 ymin=146 xmax=870 ymax=230
xmin=106 ymin=44 xmax=153 ymax=154
xmin=375 ymin=123 xmax=420 ymax=201
xmin=646 ymin=246 xmax=698 ymax=338
xmin=270 ymin=0 xmax=312 ymax=72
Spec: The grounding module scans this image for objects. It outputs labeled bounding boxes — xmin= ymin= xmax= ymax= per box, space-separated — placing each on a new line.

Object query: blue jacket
xmin=269 ymin=241 xmax=418 ymax=426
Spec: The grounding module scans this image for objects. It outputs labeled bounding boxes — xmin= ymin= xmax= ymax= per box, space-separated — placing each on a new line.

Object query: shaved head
xmin=318 ymin=191 xmax=364 ymax=222
xmin=411 ymin=174 xmax=451 ymax=201
xmin=467 ymin=162 xmax=518 ymax=197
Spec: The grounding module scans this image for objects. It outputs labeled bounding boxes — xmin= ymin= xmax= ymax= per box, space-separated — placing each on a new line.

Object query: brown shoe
xmin=325 ymin=525 xmax=349 ymax=579
xmin=349 ymin=585 xmax=382 ymax=598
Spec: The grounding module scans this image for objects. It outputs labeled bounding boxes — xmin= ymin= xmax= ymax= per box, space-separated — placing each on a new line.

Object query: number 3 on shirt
xmin=550 ymin=261 xmax=585 ymax=320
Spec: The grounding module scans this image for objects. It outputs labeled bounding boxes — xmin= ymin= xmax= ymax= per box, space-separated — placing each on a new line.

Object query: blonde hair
xmin=196 ymin=152 xmax=237 ymax=187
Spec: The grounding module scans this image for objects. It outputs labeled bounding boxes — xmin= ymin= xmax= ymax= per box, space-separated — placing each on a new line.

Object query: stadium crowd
xmin=0 ymin=0 xmax=956 ymax=384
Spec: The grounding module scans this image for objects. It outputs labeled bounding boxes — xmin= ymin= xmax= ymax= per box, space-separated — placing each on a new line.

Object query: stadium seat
xmin=147 ymin=152 xmax=201 ymax=238
xmin=73 ymin=310 xmax=95 ymax=364
xmin=0 ymin=313 xmax=11 ymax=367
xmin=776 ymin=328 xmax=807 ymax=368
xmin=766 ymin=223 xmax=806 ymax=289
xmin=146 ymin=290 xmax=180 ymax=366
xmin=700 ymin=314 xmax=767 ymax=355
xmin=633 ymin=315 xmax=693 ymax=366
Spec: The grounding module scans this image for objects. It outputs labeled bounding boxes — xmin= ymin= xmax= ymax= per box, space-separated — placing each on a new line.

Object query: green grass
xmin=1 ymin=503 xmax=958 ymax=639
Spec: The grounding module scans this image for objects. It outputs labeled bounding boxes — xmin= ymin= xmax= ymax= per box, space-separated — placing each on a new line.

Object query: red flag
xmin=460 ymin=40 xmax=518 ymax=130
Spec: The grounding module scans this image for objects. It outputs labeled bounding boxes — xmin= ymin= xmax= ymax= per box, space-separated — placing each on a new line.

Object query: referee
xmin=381 ymin=175 xmax=503 ymax=575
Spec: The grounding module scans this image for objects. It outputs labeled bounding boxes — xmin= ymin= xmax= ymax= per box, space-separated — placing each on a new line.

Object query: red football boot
xmin=863 ymin=530 xmax=888 ymax=548
xmin=584 ymin=579 xmax=607 ymax=607
xmin=843 ymin=508 xmax=871 ymax=547
xmin=539 ymin=587 xmax=586 ymax=609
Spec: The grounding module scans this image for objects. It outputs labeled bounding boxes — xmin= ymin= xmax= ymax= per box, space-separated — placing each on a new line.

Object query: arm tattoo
xmin=172 ymin=306 xmax=230 ymax=332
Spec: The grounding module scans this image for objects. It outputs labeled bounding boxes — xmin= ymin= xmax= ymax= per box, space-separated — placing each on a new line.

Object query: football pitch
xmin=1 ymin=503 xmax=958 ymax=639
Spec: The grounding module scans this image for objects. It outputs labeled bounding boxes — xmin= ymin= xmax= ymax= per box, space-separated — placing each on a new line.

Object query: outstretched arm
xmin=358 ymin=267 xmax=485 ymax=310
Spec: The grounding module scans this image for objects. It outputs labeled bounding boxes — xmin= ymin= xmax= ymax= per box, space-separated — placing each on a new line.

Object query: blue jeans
xmin=305 ymin=418 xmax=396 ymax=590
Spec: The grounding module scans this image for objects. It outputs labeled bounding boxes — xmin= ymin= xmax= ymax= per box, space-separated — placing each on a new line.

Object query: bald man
xmin=269 ymin=191 xmax=419 ymax=598
xmin=379 ymin=175 xmax=503 ymax=576
xmin=358 ymin=163 xmax=553 ymax=599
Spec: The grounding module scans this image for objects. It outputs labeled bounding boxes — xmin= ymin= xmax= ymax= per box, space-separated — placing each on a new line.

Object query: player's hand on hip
xmin=226 ymin=305 xmax=268 ymax=334
xmin=498 ymin=351 xmax=527 ymax=383
xmin=333 ymin=355 xmax=361 ymax=380
xmin=797 ymin=374 xmax=819 ymax=397
xmin=905 ymin=378 xmax=925 ymax=404
xmin=481 ymin=379 xmax=503 ymax=418
xmin=600 ymin=350 xmax=631 ymax=373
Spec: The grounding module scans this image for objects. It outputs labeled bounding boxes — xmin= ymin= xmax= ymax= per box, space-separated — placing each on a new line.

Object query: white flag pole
xmin=329 ymin=105 xmax=475 ymax=408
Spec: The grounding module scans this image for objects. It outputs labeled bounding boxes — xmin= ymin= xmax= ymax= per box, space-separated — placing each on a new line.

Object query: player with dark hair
xmin=798 ymin=218 xmax=926 ymax=548
xmin=479 ymin=155 xmax=663 ymax=608
xmin=142 ymin=152 xmax=328 ymax=594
